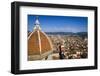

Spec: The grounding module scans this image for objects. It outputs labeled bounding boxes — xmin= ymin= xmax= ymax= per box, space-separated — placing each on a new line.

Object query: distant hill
xmin=28 ymin=31 xmax=87 ymax=39
xmin=45 ymin=32 xmax=87 ymax=39
xmin=76 ymin=32 xmax=87 ymax=38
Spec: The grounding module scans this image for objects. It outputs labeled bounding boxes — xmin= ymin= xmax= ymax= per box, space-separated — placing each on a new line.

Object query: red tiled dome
xmin=28 ymin=16 xmax=53 ymax=60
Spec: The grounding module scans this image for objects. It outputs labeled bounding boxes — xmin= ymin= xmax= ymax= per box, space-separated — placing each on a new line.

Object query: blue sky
xmin=28 ymin=15 xmax=88 ymax=33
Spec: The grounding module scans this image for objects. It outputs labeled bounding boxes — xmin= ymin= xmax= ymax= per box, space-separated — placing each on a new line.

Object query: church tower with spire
xmin=28 ymin=16 xmax=53 ymax=60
